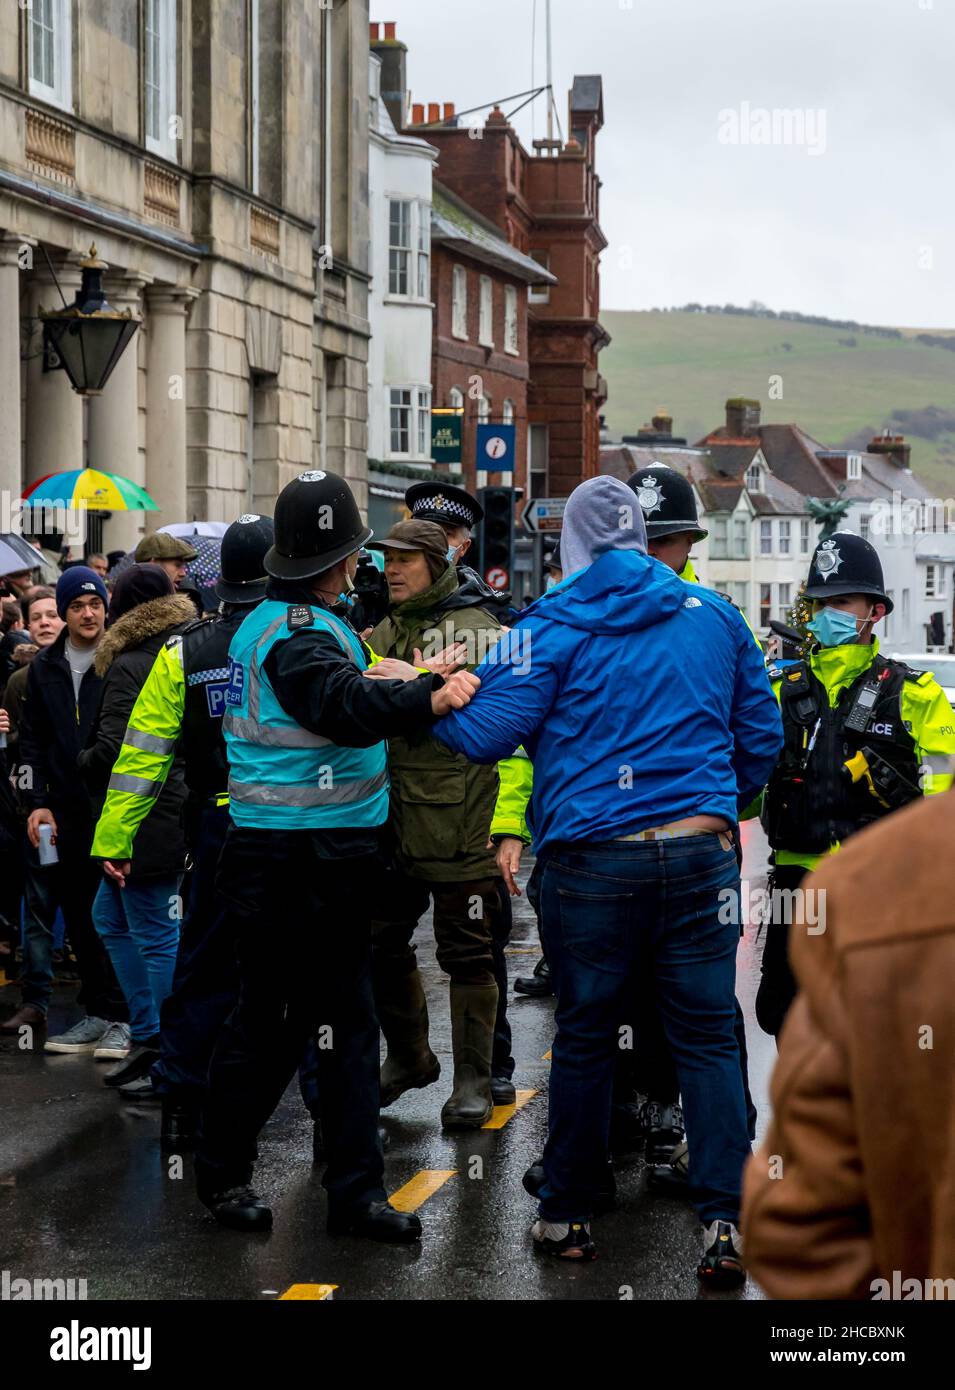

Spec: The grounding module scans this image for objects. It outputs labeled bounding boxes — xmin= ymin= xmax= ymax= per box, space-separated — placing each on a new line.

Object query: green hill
xmin=600 ymin=310 xmax=955 ymax=491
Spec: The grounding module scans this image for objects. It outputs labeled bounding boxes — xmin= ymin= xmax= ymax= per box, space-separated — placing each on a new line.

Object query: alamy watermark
xmin=718 ymin=879 xmax=826 ymax=934
xmin=2 ymin=1268 xmax=87 ymax=1300
xmin=718 ymin=102 xmax=827 ymax=157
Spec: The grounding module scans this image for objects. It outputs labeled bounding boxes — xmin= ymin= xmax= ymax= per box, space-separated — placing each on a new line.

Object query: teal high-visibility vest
xmin=223 ymin=599 xmax=389 ymax=830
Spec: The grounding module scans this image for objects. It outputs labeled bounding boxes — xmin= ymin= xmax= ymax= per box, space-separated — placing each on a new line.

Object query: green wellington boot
xmin=375 ymin=966 xmax=441 ymax=1108
xmin=440 ymin=981 xmax=499 ymax=1130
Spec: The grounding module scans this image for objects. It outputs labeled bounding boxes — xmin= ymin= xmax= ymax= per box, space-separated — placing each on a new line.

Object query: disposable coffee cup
xmin=38 ymin=822 xmax=59 ymax=867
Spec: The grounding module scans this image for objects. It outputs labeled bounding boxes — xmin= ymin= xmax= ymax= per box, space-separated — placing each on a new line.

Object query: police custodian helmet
xmin=265 ymin=471 xmax=372 ymax=581
xmin=804 ymin=530 xmax=893 ymax=613
xmin=625 ymin=463 xmax=708 ymax=542
xmin=215 ymin=514 xmax=275 ymax=605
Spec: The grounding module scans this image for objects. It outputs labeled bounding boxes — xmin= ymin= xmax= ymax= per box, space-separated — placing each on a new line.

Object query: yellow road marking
xmin=542 ymin=1049 xmax=552 ymax=1060
xmin=279 ymin=1283 xmax=337 ymax=1300
xmin=388 ymin=1168 xmax=456 ymax=1212
xmin=482 ymin=1088 xmax=538 ymax=1129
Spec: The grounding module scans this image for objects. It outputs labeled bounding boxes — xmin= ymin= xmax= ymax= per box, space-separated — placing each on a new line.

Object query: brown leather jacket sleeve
xmin=742 ymin=895 xmax=878 ymax=1300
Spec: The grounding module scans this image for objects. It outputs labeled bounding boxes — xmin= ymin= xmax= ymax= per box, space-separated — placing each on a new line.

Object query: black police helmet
xmin=803 ymin=531 xmax=893 ymax=614
xmin=265 ymin=471 xmax=372 ymax=582
xmin=215 ymin=514 xmax=275 ymax=605
xmin=625 ymin=464 xmax=707 ymax=541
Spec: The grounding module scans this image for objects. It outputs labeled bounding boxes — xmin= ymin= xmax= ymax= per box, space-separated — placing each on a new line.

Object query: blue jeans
xmin=538 ymin=835 xmax=750 ymax=1225
xmin=93 ymin=877 xmax=181 ymax=1043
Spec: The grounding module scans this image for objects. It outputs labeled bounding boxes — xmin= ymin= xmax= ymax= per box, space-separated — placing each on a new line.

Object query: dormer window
xmin=745 ymin=463 xmax=763 ymax=492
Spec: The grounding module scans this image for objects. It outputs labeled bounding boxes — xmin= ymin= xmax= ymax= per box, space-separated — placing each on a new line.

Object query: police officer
xmin=92 ymin=516 xmax=276 ymax=1144
xmin=405 ymin=481 xmax=513 ymax=622
xmin=758 ymin=530 xmax=955 ymax=1037
xmin=194 ymin=471 xmax=478 ymax=1239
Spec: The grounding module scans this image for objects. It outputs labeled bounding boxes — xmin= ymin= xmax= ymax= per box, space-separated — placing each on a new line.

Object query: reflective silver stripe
xmin=223 ymin=710 xmax=333 ymax=749
xmin=124 ymin=726 xmax=177 ymax=757
xmin=509 ymin=746 xmax=531 ymax=761
xmin=228 ymin=769 xmax=388 ymax=808
xmin=241 ymin=608 xmax=360 ymax=728
xmin=108 ymin=772 xmax=163 ymax=799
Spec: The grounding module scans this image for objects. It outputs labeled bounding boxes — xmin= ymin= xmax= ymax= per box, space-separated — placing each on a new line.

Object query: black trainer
xmin=697 ymin=1220 xmax=745 ymax=1288
xmin=102 ymin=1042 xmax=160 ymax=1089
xmin=326 ymin=1200 xmax=421 ymax=1244
xmin=642 ymin=1099 xmax=684 ymax=1165
xmin=647 ymin=1138 xmax=690 ymax=1195
xmin=514 ymin=957 xmax=553 ymax=997
xmin=531 ymin=1219 xmax=597 ymax=1261
xmin=202 ymin=1185 xmax=272 ymax=1232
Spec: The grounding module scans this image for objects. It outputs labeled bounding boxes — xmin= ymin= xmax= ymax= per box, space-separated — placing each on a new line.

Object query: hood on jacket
xmin=94 ymin=592 xmax=197 ymax=676
xmin=531 ymin=549 xmax=687 ymax=638
xmin=560 ymin=476 xmax=648 ymax=579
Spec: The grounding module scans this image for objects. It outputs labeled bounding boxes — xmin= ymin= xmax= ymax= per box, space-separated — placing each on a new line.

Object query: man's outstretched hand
xmin=431 ymin=670 xmax=480 ymax=716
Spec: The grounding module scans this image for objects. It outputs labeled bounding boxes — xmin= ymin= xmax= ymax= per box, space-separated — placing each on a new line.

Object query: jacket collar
xmin=95 ymin=593 xmax=197 ymax=676
xmin=810 ymin=636 xmax=879 ymax=702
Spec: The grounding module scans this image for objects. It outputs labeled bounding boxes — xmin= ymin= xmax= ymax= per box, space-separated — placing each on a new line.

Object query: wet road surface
xmin=0 ymin=822 xmax=776 ymax=1301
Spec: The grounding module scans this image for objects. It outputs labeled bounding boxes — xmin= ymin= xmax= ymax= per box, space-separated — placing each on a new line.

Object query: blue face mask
xmin=447 ymin=546 xmax=459 ymax=564
xmin=806 ymin=606 xmax=865 ymax=647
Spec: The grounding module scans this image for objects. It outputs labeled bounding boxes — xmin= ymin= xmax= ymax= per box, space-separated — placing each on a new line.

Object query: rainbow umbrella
xmin=22 ymin=467 xmax=158 ymax=512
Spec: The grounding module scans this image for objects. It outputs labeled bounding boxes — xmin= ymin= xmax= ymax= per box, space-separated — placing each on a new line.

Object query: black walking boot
xmin=202 ymin=1185 xmax=272 ymax=1232
xmin=514 ymin=956 xmax=552 ymax=997
xmin=491 ymin=1073 xmax=517 ymax=1105
xmin=441 ymin=982 xmax=497 ymax=1130
xmin=522 ymin=1158 xmax=616 ymax=1214
xmin=642 ymin=1099 xmax=685 ymax=1165
xmin=327 ymin=1200 xmax=421 ymax=1244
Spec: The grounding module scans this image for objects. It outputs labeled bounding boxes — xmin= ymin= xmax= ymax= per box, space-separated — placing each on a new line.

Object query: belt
xmin=615 ymin=825 xmax=734 ymax=850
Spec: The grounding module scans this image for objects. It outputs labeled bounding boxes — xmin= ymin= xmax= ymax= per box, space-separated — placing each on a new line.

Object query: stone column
xmin=0 ymin=235 xmax=34 ymax=512
xmin=87 ymin=273 xmax=150 ymax=555
xmin=145 ymin=286 xmax=199 ymax=530
xmin=25 ymin=259 xmax=84 ymax=488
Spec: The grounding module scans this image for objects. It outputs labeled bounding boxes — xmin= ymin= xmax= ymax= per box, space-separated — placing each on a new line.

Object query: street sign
xmin=485 ymin=566 xmax=510 ymax=590
xmin=431 ymin=409 xmax=463 ymax=464
xmin=522 ymin=497 xmax=566 ymax=534
xmin=476 ymin=423 xmax=516 ymax=473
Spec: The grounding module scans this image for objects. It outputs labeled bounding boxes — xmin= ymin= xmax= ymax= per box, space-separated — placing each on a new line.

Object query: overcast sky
xmin=383 ymin=0 xmax=955 ymax=328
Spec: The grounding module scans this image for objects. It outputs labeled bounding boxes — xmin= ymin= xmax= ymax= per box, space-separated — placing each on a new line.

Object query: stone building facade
xmin=0 ymin=0 xmax=371 ymax=556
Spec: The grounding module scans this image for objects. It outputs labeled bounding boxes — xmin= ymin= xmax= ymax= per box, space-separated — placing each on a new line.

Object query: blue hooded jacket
xmin=434 ymin=549 xmax=783 ymax=851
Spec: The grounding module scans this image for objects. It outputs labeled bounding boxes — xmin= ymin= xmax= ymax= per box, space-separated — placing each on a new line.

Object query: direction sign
xmin=522 ymin=497 xmax=567 ymax=534
xmin=485 ymin=566 xmax=510 ymax=591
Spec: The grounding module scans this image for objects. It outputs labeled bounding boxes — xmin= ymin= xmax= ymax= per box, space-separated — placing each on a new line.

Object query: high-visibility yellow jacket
xmin=768 ymin=637 xmax=955 ymax=874
xmin=91 ymin=635 xmax=194 ymax=863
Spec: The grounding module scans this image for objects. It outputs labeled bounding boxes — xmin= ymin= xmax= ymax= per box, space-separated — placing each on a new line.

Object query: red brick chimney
xmin=411 ymin=103 xmax=424 ymax=125
xmin=443 ymin=103 xmax=455 ymax=121
xmin=369 ymin=21 xmax=380 ymax=41
xmin=868 ymin=432 xmax=911 ymax=469
xmin=486 ymin=106 xmax=508 ymax=127
xmin=725 ymin=397 xmax=761 ymax=437
xmin=384 ymin=21 xmax=397 ymax=40
xmin=427 ymin=102 xmax=440 ymax=124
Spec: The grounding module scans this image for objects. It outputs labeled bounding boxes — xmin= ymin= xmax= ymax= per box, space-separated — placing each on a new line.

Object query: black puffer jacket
xmin=79 ymin=593 xmax=196 ymax=879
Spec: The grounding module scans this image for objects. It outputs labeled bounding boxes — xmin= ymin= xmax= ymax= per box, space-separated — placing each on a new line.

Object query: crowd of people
xmin=2 ymin=463 xmax=954 ymax=1296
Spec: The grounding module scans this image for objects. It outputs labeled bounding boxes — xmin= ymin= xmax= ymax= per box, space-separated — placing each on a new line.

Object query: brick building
xmin=430 ymin=180 xmax=555 ymax=496
xmin=408 ymin=80 xmax=609 ymax=497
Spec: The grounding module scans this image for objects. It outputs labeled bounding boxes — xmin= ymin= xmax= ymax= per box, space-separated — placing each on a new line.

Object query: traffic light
xmin=476 ymin=486 xmax=516 ymax=594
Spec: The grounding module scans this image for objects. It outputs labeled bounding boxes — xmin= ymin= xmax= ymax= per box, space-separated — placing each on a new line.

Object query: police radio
xmin=844 ymin=674 xmax=886 ymax=734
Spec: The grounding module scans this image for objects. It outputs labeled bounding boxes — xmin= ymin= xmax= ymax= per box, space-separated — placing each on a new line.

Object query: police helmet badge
xmin=814 ymin=538 xmax=842 ymax=583
xmin=636 ymin=476 xmax=664 ymax=515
